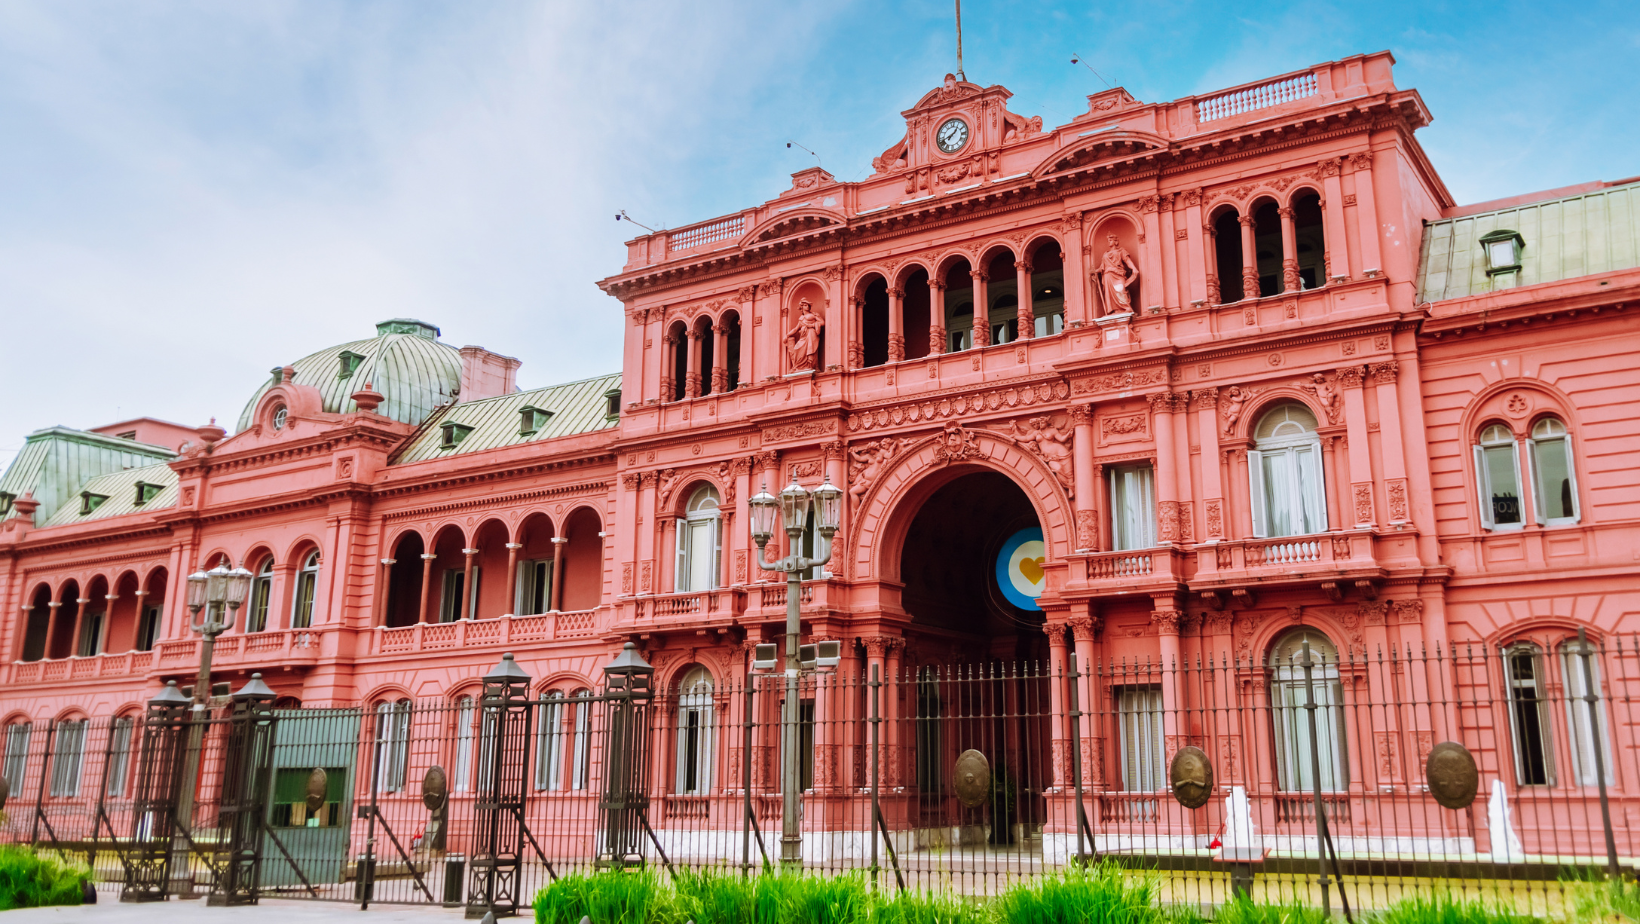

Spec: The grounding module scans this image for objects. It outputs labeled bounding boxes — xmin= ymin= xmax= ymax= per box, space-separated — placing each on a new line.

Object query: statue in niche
xmin=1007 ymin=416 xmax=1074 ymax=495
xmin=785 ymin=299 xmax=825 ymax=372
xmin=1092 ymin=234 xmax=1140 ymax=318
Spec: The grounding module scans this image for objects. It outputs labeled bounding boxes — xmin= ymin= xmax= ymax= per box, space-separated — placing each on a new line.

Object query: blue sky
xmin=1 ymin=1 xmax=1636 ymax=469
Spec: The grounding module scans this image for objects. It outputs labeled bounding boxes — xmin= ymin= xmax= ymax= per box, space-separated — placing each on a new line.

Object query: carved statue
xmin=1008 ymin=416 xmax=1074 ymax=494
xmin=847 ymin=438 xmax=900 ymax=508
xmin=1221 ymin=386 xmax=1248 ymax=436
xmin=1092 ymin=234 xmax=1140 ymax=318
xmin=784 ymin=299 xmax=825 ymax=372
xmin=1002 ymin=109 xmax=1043 ymax=143
xmin=1306 ymin=373 xmax=1341 ymax=424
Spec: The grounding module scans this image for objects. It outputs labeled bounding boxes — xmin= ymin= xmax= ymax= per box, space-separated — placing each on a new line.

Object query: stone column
xmin=73 ymin=597 xmax=90 ymax=655
xmin=1278 ymin=206 xmax=1300 ymax=293
xmin=1182 ymin=189 xmax=1208 ymax=305
xmin=1238 ymin=214 xmax=1259 ymax=301
xmin=1338 ymin=365 xmax=1376 ymax=527
xmin=1014 ymin=259 xmax=1034 ymax=340
xmin=550 ymin=537 xmax=568 ymax=612
xmin=1196 ymin=390 xmax=1224 ymax=541
xmin=1152 ymin=608 xmax=1183 ymax=760
xmin=1070 ymin=404 xmax=1098 ymax=551
xmin=504 ymin=542 xmax=522 ymax=615
xmin=684 ymin=328 xmax=702 ymax=398
xmin=883 ymin=638 xmax=905 ymax=787
xmin=926 ymin=279 xmax=946 ymax=355
xmin=711 ymin=324 xmax=728 ymax=393
xmin=1138 ymin=196 xmax=1163 ymax=311
xmin=375 ymin=559 xmax=395 ymax=626
xmin=638 ymin=471 xmax=658 ymax=594
xmin=1321 ymin=437 xmax=1343 ymax=531
xmin=886 ymin=287 xmax=905 ymax=362
xmin=847 ymin=297 xmax=865 ymax=369
xmin=1318 ymin=159 xmax=1349 ymax=280
xmin=1371 ymin=361 xmax=1410 ymax=524
xmin=1203 ymin=222 xmax=1220 ymax=306
xmin=1157 ymin=195 xmax=1179 ymax=309
xmin=1068 ymin=615 xmax=1099 ymax=788
xmin=418 ymin=552 xmax=437 ymax=623
xmin=460 ymin=548 xmax=478 ymax=620
xmin=1043 ymin=622 xmax=1069 ymax=789
xmin=1350 ymin=151 xmax=1384 ymax=275
xmin=660 ymin=332 xmax=678 ymax=402
xmin=1060 ymin=213 xmax=1089 ymax=325
xmin=1150 ymin=393 xmax=1181 ymax=543
xmin=968 ymin=268 xmax=990 ymax=347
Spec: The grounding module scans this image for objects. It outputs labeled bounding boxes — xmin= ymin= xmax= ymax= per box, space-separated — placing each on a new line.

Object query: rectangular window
xmin=453 ymin=698 xmax=475 ymax=793
xmin=373 ymin=703 xmax=411 ymax=793
xmin=49 ymin=720 xmax=88 ymax=797
xmin=440 ymin=568 xmax=480 ymax=621
xmin=676 ymin=518 xmax=720 ymax=592
xmin=247 ymin=575 xmax=272 ymax=632
xmin=291 ymin=570 xmax=317 ymax=628
xmin=1117 ymin=686 xmax=1165 ymax=792
xmin=536 ymin=697 xmax=565 ymax=791
xmin=135 ymin=606 xmax=161 ymax=652
xmin=1475 ymin=443 xmax=1523 ymax=529
xmin=1528 ymin=438 xmax=1579 ymax=524
xmin=1109 ymin=464 xmax=1156 ymax=550
xmin=516 ymin=560 xmax=551 ymax=616
xmin=1561 ymin=645 xmax=1614 ymax=786
xmin=776 ymin=699 xmax=815 ymax=792
xmin=915 ymin=678 xmax=941 ymax=794
xmin=106 ymin=717 xmax=134 ymax=798
xmin=77 ymin=611 xmax=105 ymax=657
xmin=1505 ymin=647 xmax=1552 ymax=785
xmin=1249 ymin=445 xmax=1326 ymax=538
xmin=3 ymin=724 xmax=30 ymax=794
xmin=1272 ymin=677 xmax=1347 ymax=792
xmin=571 ymin=695 xmax=591 ymax=790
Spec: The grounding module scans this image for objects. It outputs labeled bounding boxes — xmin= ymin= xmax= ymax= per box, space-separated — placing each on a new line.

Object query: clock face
xmin=935 ymin=118 xmax=969 ymax=153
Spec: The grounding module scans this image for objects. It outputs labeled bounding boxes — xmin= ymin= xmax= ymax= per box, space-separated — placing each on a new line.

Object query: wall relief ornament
xmin=1301 ymin=373 xmax=1342 ymax=424
xmin=763 ymin=420 xmax=835 ymax=443
xmin=1353 ymin=483 xmax=1374 ymax=524
xmin=845 ymin=380 xmax=1070 ymax=432
xmin=1219 ymin=386 xmax=1258 ymax=436
xmin=933 ymin=423 xmax=981 ymax=464
xmin=848 ymin=438 xmax=902 ymax=509
xmin=1075 ymin=510 xmax=1099 ymax=550
xmin=1073 ymin=367 xmax=1169 ymax=395
xmin=1387 ymin=479 xmax=1409 ymax=522
xmin=1004 ymin=416 xmax=1074 ymax=495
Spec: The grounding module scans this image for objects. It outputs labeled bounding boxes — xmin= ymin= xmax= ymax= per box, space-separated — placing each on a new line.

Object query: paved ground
xmin=5 ymin=897 xmax=467 ymax=922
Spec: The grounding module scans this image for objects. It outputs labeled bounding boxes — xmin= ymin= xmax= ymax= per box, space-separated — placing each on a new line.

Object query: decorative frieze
xmin=847 ymin=380 xmax=1071 ymax=432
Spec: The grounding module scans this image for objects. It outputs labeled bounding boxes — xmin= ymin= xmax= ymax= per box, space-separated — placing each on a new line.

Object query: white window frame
xmin=77 ymin=609 xmax=105 ymax=657
xmin=106 ymin=716 xmax=134 ymax=798
xmin=136 ymin=604 xmax=161 ymax=652
xmin=1269 ymin=632 xmax=1348 ymax=792
xmin=1249 ymin=406 xmax=1327 ymax=539
xmin=452 ymin=696 xmax=476 ymax=793
xmin=515 ymin=559 xmax=552 ymax=616
xmin=1527 ymin=418 xmax=1580 ymax=526
xmin=1503 ymin=643 xmax=1554 ymax=786
xmin=675 ymin=486 xmax=722 ymax=593
xmin=536 ymin=691 xmax=566 ymax=792
xmin=247 ymin=558 xmax=274 ymax=633
xmin=1117 ymin=686 xmax=1165 ymax=792
xmin=440 ymin=567 xmax=480 ymax=622
xmin=1108 ymin=463 xmax=1156 ymax=551
xmin=3 ymin=724 xmax=31 ymax=794
xmin=1474 ymin=424 xmax=1525 ymax=531
xmin=373 ymin=700 xmax=411 ymax=793
xmin=49 ymin=719 xmax=88 ymax=798
xmin=1560 ymin=641 xmax=1614 ymax=787
xmin=291 ymin=551 xmax=320 ymax=628
xmin=674 ymin=667 xmax=716 ymax=795
xmin=570 ymin=689 xmax=591 ymax=790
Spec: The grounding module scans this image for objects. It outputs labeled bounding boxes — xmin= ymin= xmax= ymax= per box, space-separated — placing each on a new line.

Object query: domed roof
xmin=236 ymin=319 xmax=461 ymax=432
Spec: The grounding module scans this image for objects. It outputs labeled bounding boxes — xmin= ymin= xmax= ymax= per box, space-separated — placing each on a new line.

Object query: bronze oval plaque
xmin=1426 ymin=740 xmax=1478 ymax=810
xmin=304 ymin=767 xmax=328 ymax=814
xmin=422 ymin=765 xmax=448 ymax=811
xmin=953 ymin=749 xmax=991 ymax=808
xmin=1170 ymin=746 xmax=1214 ymax=809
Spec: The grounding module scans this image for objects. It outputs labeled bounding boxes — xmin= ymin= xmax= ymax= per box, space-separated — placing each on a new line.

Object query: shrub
xmin=991 ymin=861 xmax=1165 ymax=924
xmin=532 ymin=868 xmax=678 ymax=924
xmin=0 ymin=845 xmax=91 ymax=911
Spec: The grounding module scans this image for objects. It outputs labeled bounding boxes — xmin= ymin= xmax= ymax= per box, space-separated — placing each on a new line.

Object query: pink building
xmin=4 ymin=51 xmax=1640 ymax=878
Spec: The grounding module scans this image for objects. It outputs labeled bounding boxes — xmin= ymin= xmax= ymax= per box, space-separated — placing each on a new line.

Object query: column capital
xmin=380 ymin=558 xmax=397 ymax=566
xmin=462 ymin=548 xmax=479 ymax=556
xmin=1238 ymin=215 xmax=1256 ymax=228
xmin=1150 ymin=610 xmax=1181 ymax=636
xmin=886 ymin=286 xmax=905 ymax=299
xmin=1147 ymin=391 xmax=1176 ymax=414
xmin=1277 ymin=206 xmax=1295 ymax=220
xmin=1068 ymin=615 xmax=1100 ymax=642
xmin=1336 ymin=364 xmax=1366 ymax=388
xmin=1068 ymin=403 xmax=1093 ymax=426
xmin=1014 ymin=260 xmax=1034 ymax=273
xmin=968 ymin=268 xmax=989 ymax=282
xmin=420 ymin=553 xmax=439 ymax=561
xmin=1369 ymin=360 xmax=1399 ymax=384
xmin=504 ymin=542 xmax=523 ymax=550
xmin=551 ymin=537 xmax=570 ymax=545
xmin=927 ymin=279 xmax=946 ymax=292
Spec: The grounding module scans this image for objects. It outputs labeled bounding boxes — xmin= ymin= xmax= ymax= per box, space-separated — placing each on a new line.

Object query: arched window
xmin=105 ymin=715 xmax=135 ymax=797
xmin=536 ymin=690 xmax=566 ymax=791
xmin=247 ymin=557 xmax=274 ymax=633
xmin=373 ymin=699 xmax=411 ymax=793
xmin=674 ymin=667 xmax=715 ymax=795
xmin=1529 ymin=417 xmax=1580 ymax=525
xmin=570 ymin=688 xmax=591 ymax=790
xmin=1109 ymin=463 xmax=1156 ymax=551
xmin=452 ymin=695 xmax=476 ymax=793
xmin=1268 ymin=630 xmax=1347 ymax=791
xmin=1249 ymin=404 xmax=1326 ymax=538
xmin=1475 ymin=424 xmax=1523 ymax=530
xmin=1503 ymin=642 xmax=1551 ymax=785
xmin=292 ymin=551 xmax=320 ymax=628
xmin=675 ymin=486 xmax=721 ymax=593
xmin=1558 ymin=639 xmax=1613 ymax=786
xmin=49 ymin=718 xmax=89 ymax=797
xmin=3 ymin=721 xmax=32 ymax=793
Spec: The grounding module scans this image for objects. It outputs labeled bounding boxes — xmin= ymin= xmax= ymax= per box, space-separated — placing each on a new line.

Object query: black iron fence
xmin=4 ymin=634 xmax=1640 ymax=917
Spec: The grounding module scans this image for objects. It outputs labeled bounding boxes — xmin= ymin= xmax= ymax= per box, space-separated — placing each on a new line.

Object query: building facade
xmin=3 ymin=51 xmax=1640 ymax=859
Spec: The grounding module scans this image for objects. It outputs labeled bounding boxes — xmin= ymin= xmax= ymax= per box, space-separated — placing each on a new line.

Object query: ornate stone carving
xmin=846 ymin=380 xmax=1070 ymax=431
xmin=1092 ymin=234 xmax=1140 ymax=318
xmin=1282 ymin=259 xmax=1300 ymax=294
xmin=1068 ymin=403 xmax=1093 ymax=426
xmin=1073 ymin=367 xmax=1169 ymax=395
xmin=621 ymin=472 xmax=642 ymax=490
xmin=1349 ymin=151 xmax=1372 ymax=172
xmin=621 ymin=562 xmax=633 ymax=594
xmin=1151 ymin=610 xmax=1181 ymax=636
xmin=1005 ymin=416 xmax=1074 ymax=495
xmin=1392 ymin=599 xmax=1425 ymax=625
xmin=1205 ymin=499 xmax=1223 ymax=538
xmin=1353 ymin=483 xmax=1374 ymax=524
xmin=888 ymin=334 xmax=905 ymax=363
xmin=1205 ymin=272 xmax=1220 ymax=306
xmin=1219 ymin=385 xmax=1255 ymax=436
xmin=785 ymin=298 xmax=824 ymax=372
xmin=1301 ymin=373 xmax=1342 ymax=424
xmin=1068 ymin=615 xmax=1100 ymax=642
xmin=1075 ymin=510 xmax=1098 ymax=550
xmin=933 ymin=423 xmax=981 ymax=464
xmin=762 ymin=420 xmax=835 ymax=443
xmin=929 ymin=326 xmax=946 ymax=355
xmin=847 ymin=438 xmax=902 ymax=509
xmin=1369 ymin=360 xmax=1399 ymax=384
xmin=1157 ymin=500 xmax=1181 ymax=542
xmin=1336 ymin=365 xmax=1366 ymax=388
xmin=1242 ymin=266 xmax=1261 ymax=301
xmin=1387 ymin=479 xmax=1409 ymax=522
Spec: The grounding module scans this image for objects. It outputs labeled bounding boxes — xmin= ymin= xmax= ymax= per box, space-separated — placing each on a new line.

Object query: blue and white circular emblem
xmin=995 ymin=527 xmax=1046 ymax=611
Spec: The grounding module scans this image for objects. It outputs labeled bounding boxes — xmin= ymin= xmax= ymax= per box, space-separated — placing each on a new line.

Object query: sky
xmin=2 ymin=0 xmax=1637 ymax=470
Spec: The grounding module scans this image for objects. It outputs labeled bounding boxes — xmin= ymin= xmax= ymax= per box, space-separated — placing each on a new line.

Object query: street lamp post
xmin=748 ymin=474 xmax=841 ymax=868
xmin=169 ymin=561 xmax=253 ymax=895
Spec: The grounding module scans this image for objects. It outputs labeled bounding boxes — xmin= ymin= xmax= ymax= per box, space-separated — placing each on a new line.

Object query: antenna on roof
xmin=615 ymin=210 xmax=657 ymax=234
xmin=954 ymin=0 xmax=966 ymax=81
xmin=786 ymin=141 xmax=822 ymax=170
xmin=1070 ymin=52 xmax=1113 ymax=89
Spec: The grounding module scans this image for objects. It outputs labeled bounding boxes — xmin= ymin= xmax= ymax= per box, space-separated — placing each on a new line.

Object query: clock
xmin=935 ymin=118 xmax=969 ymax=154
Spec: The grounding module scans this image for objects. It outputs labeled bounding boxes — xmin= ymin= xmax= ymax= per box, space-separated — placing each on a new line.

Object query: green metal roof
xmin=236 ymin=320 xmax=462 ymax=432
xmin=1418 ymin=179 xmax=1640 ymax=302
xmin=40 ymin=462 xmax=178 ymax=528
xmin=0 ymin=428 xmax=178 ymax=525
xmin=393 ymin=373 xmax=621 ymax=465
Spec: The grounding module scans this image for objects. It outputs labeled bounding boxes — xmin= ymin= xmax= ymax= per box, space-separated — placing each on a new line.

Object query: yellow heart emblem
xmin=1018 ymin=556 xmax=1045 ymax=585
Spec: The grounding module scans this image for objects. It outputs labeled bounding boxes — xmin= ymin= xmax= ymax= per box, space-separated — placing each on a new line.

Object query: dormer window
xmin=272 ymin=405 xmax=289 ymax=430
xmin=440 ymin=422 xmax=474 ymax=449
xmin=0 ymin=493 xmax=12 ymax=517
xmin=338 ymin=351 xmax=365 ymax=379
xmin=604 ymin=388 xmax=622 ymax=420
xmin=80 ymin=492 xmax=109 ymax=516
xmin=519 ymin=406 xmax=553 ymax=436
xmin=1481 ymin=229 xmax=1525 ymax=287
xmin=116 ymin=431 xmax=137 ymax=440
xmin=134 ymin=482 xmax=163 ymax=506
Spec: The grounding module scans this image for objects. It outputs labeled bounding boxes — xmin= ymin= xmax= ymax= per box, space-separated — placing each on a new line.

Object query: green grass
xmin=0 ymin=845 xmax=90 ymax=911
xmin=1376 ymin=892 xmax=1537 ymax=924
xmin=532 ymin=867 xmax=678 ymax=924
xmin=991 ymin=862 xmax=1170 ymax=924
xmin=1566 ymin=877 xmax=1640 ymax=923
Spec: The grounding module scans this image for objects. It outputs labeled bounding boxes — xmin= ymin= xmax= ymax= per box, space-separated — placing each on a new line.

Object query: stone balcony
xmin=1189 ymin=528 xmax=1389 ymax=600
xmin=364 ymin=610 xmax=603 ymax=657
xmin=1058 ymin=546 xmax=1190 ymax=602
xmin=3 ymin=626 xmax=333 ymax=687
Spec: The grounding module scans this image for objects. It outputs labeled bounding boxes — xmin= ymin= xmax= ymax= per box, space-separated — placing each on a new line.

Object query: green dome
xmin=236 ymin=319 xmax=461 ymax=432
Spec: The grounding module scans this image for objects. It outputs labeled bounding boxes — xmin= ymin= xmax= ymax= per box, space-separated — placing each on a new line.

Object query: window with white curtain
xmin=441 ymin=567 xmax=480 ymax=622
xmin=1528 ymin=418 xmax=1580 ymax=525
xmin=570 ymin=689 xmax=591 ymax=790
xmin=3 ymin=724 xmax=31 ymax=794
xmin=1249 ymin=404 xmax=1327 ymax=538
xmin=291 ymin=551 xmax=321 ymax=628
xmin=675 ymin=486 xmax=721 ymax=593
xmin=516 ymin=560 xmax=552 ymax=616
xmin=105 ymin=716 xmax=134 ymax=797
xmin=49 ymin=719 xmax=88 ymax=797
xmin=536 ymin=691 xmax=565 ymax=791
xmin=1504 ymin=644 xmax=1552 ymax=786
xmin=373 ymin=700 xmax=411 ymax=793
xmin=247 ymin=558 xmax=274 ymax=632
xmin=1560 ymin=640 xmax=1614 ymax=786
xmin=1475 ymin=424 xmax=1524 ymax=530
xmin=674 ymin=667 xmax=716 ymax=795
xmin=1108 ymin=463 xmax=1156 ymax=551
xmin=1269 ymin=630 xmax=1347 ymax=792
xmin=452 ymin=696 xmax=476 ymax=792
xmin=1117 ymin=687 xmax=1165 ymax=792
